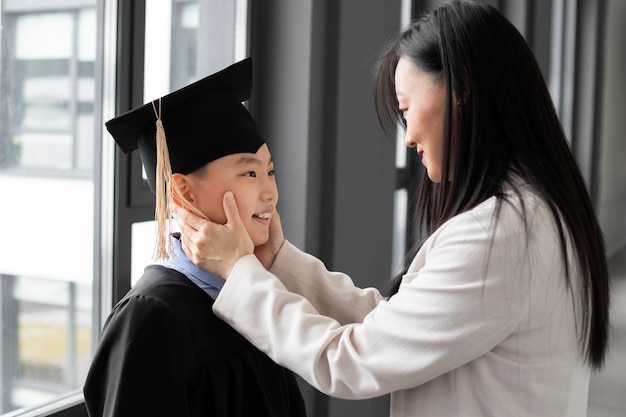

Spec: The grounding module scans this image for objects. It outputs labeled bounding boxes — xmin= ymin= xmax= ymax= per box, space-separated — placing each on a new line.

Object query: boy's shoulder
xmin=106 ymin=265 xmax=252 ymax=357
xmin=113 ymin=264 xmax=214 ymax=321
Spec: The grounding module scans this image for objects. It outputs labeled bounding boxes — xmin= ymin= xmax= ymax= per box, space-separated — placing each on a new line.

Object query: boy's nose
xmin=260 ymin=181 xmax=277 ymax=202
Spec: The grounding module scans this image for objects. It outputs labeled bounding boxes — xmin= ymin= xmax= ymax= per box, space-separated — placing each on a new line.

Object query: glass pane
xmin=396 ymin=126 xmax=407 ymax=168
xmin=132 ymin=0 xmax=249 ymax=284
xmin=588 ymin=0 xmax=626 ymax=414
xmin=391 ymin=188 xmax=408 ymax=274
xmin=131 ymin=221 xmax=179 ymax=287
xmin=0 ymin=1 xmax=98 ymax=414
xmin=596 ymin=0 xmax=626 ymax=258
xmin=395 ymin=0 xmax=412 ymax=170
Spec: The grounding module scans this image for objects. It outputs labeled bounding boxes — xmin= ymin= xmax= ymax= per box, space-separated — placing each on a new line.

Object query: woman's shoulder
xmin=435 ymin=179 xmax=551 ymax=242
xmin=415 ymin=179 xmax=560 ymax=280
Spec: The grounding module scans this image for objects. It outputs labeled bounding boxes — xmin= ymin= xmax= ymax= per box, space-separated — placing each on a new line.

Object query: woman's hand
xmin=254 ymin=209 xmax=285 ymax=270
xmin=173 ymin=191 xmax=253 ymax=278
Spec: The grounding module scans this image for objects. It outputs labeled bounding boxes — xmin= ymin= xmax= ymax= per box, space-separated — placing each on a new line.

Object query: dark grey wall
xmin=249 ymin=1 xmax=400 ymax=416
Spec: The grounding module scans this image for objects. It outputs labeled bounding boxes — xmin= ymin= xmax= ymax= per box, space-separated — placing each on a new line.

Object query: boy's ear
xmin=171 ymin=173 xmax=194 ymax=205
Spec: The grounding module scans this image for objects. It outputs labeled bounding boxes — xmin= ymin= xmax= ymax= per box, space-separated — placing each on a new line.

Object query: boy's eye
xmin=269 ymin=169 xmax=276 ymax=176
xmin=244 ymin=171 xmax=257 ymax=177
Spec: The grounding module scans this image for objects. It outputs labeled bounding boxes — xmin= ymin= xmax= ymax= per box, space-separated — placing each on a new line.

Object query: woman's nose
xmin=405 ymin=133 xmax=417 ymax=149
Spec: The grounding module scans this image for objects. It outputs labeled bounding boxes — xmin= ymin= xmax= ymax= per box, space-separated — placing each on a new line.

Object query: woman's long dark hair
xmin=374 ymin=1 xmax=609 ymax=370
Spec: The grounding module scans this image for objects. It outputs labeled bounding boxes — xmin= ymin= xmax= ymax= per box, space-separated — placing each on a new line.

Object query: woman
xmin=174 ymin=2 xmax=609 ymax=415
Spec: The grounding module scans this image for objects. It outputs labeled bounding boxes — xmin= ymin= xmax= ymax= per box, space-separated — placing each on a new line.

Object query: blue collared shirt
xmin=156 ymin=234 xmax=225 ymax=299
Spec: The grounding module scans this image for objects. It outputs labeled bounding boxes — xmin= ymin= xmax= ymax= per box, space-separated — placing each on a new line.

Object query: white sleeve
xmin=213 ymin=200 xmax=540 ymax=400
xmin=268 ymin=241 xmax=385 ymax=325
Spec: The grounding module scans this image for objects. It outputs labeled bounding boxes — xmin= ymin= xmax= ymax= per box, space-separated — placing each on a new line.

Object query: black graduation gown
xmin=83 ymin=265 xmax=307 ymax=417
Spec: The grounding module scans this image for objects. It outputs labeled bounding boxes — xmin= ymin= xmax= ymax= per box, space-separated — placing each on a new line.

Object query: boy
xmin=83 ymin=58 xmax=306 ymax=417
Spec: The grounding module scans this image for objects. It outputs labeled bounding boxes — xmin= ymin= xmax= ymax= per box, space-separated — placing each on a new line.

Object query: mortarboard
xmin=106 ymin=57 xmax=264 ymax=192
xmin=105 ymin=57 xmax=265 ymax=259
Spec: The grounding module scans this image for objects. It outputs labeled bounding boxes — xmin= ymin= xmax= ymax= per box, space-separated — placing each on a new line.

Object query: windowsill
xmin=2 ymin=390 xmax=85 ymax=417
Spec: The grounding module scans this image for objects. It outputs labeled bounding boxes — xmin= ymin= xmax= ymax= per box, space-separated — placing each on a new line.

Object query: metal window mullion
xmin=70 ymin=10 xmax=80 ymax=172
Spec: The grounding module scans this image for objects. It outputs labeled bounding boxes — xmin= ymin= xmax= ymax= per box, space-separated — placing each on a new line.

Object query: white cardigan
xmin=213 ymin=184 xmax=590 ymax=416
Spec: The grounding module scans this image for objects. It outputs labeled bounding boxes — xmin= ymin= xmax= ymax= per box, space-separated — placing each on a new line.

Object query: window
xmin=0 ymin=0 xmax=248 ymax=415
xmin=390 ymin=0 xmax=424 ymax=275
xmin=0 ymin=1 xmax=98 ymax=414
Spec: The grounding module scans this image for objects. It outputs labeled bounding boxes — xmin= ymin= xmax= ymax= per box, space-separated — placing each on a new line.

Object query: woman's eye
xmin=269 ymin=169 xmax=276 ymax=176
xmin=244 ymin=171 xmax=257 ymax=177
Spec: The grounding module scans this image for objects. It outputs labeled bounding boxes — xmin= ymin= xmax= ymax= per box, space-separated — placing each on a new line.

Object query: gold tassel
xmin=152 ymin=98 xmax=172 ymax=260
xmin=151 ymin=99 xmax=210 ymax=260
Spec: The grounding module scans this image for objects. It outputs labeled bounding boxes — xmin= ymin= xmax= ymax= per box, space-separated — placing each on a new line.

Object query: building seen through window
xmin=0 ymin=1 xmax=97 ymax=414
xmin=0 ymin=0 xmax=247 ymax=415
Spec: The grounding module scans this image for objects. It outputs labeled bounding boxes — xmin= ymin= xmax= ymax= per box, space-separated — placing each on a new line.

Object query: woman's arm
xmin=174 ymin=193 xmax=385 ymax=324
xmin=213 ymin=198 xmax=540 ymax=399
xmin=270 ymin=241 xmax=385 ymax=325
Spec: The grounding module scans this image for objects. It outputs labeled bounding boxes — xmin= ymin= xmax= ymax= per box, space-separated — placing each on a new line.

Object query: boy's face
xmin=179 ymin=143 xmax=278 ymax=247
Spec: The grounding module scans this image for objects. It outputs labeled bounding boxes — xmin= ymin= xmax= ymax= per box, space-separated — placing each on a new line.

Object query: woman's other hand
xmin=254 ymin=209 xmax=285 ymax=270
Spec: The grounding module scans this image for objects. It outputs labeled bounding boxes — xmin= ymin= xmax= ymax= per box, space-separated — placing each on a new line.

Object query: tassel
xmin=151 ymin=99 xmax=210 ymax=260
xmin=152 ymin=98 xmax=172 ymax=260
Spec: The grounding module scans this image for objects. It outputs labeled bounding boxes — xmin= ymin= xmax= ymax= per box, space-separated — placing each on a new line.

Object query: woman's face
xmin=178 ymin=144 xmax=278 ymax=247
xmin=395 ymin=56 xmax=447 ymax=183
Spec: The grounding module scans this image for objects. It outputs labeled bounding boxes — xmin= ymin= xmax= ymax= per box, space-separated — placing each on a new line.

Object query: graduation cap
xmin=105 ymin=57 xmax=265 ymax=259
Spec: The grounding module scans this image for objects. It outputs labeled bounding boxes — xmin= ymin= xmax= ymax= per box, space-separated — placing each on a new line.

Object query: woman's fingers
xmin=171 ymin=192 xmax=253 ymax=278
xmin=254 ymin=209 xmax=285 ymax=269
xmin=222 ymin=191 xmax=244 ymax=231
